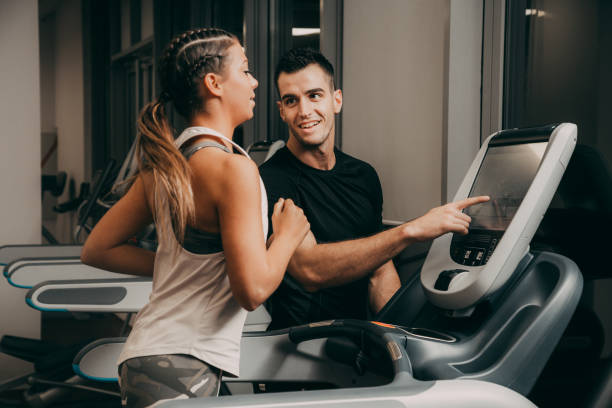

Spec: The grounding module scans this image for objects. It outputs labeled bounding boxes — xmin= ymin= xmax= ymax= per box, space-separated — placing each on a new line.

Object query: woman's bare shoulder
xmin=190 ymin=148 xmax=258 ymax=179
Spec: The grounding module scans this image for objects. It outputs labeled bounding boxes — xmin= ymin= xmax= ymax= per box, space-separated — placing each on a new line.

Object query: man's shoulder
xmin=336 ymin=149 xmax=379 ymax=178
xmin=259 ymin=147 xmax=301 ymax=197
xmin=259 ymin=146 xmax=295 ymax=175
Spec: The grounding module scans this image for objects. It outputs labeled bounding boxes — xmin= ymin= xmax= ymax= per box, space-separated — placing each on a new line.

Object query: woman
xmin=81 ymin=28 xmax=310 ymax=407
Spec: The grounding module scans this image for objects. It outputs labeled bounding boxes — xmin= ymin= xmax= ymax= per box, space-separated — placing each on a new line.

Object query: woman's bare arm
xmin=81 ymin=175 xmax=155 ymax=276
xmin=212 ymin=155 xmax=309 ymax=311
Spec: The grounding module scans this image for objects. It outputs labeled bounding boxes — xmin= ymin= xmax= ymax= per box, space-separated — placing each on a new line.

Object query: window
xmin=243 ymin=0 xmax=342 ymax=148
xmin=85 ymin=0 xmax=341 ymax=173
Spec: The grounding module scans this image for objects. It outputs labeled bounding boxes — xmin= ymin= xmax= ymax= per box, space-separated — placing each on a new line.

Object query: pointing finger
xmin=455 ymin=195 xmax=490 ymax=210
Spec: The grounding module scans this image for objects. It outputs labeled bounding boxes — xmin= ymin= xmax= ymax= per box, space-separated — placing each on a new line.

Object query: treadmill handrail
xmin=0 ymin=244 xmax=83 ymax=266
xmin=5 ymin=259 xmax=140 ymax=289
xmin=26 ymin=278 xmax=153 ymax=313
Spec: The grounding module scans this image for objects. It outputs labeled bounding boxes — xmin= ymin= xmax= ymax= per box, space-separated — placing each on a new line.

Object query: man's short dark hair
xmin=274 ymin=47 xmax=335 ymax=93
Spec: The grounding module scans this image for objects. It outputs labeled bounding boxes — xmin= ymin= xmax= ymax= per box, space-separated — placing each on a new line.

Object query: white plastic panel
xmin=8 ymin=261 xmax=139 ymax=288
xmin=0 ymin=245 xmax=82 ymax=265
xmin=28 ymin=279 xmax=153 ymax=312
xmin=421 ymin=123 xmax=577 ymax=310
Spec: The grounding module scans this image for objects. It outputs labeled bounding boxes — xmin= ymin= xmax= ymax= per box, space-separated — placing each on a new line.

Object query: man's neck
xmin=286 ymin=137 xmax=336 ymax=170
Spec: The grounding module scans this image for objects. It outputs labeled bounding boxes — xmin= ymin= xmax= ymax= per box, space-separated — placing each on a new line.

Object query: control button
xmin=434 ymin=269 xmax=468 ymax=291
xmin=489 ymin=238 xmax=498 ymax=250
xmin=475 ymin=250 xmax=484 ymax=261
xmin=470 ymin=250 xmax=486 ymax=266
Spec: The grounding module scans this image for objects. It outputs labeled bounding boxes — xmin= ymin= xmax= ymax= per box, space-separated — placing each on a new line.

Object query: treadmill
xmin=72 ymin=124 xmax=581 ymax=406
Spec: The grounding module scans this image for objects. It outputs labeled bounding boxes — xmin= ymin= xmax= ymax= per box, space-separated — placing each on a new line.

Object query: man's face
xmin=276 ymin=64 xmax=342 ymax=149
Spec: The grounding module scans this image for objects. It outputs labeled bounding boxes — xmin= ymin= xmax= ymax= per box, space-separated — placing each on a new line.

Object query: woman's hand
xmin=271 ymin=198 xmax=310 ymax=249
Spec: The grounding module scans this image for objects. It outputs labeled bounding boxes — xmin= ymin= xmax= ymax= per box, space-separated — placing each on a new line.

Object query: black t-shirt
xmin=259 ymin=147 xmax=383 ymax=329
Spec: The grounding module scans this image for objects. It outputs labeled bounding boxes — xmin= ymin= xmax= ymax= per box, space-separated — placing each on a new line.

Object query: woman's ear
xmin=203 ymin=72 xmax=223 ymax=97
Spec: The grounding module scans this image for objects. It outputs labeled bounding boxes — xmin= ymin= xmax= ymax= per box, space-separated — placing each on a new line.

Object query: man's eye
xmin=244 ymin=70 xmax=253 ymax=76
xmin=284 ymin=98 xmax=296 ymax=105
xmin=311 ymin=93 xmax=322 ymax=100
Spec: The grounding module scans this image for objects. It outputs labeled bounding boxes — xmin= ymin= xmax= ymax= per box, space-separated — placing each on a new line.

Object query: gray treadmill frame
xmin=421 ymin=123 xmax=577 ymax=310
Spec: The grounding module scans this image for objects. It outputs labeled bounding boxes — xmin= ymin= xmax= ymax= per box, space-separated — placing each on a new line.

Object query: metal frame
xmin=481 ymin=0 xmax=506 ymax=142
xmin=243 ymin=0 xmax=344 ymax=148
xmin=320 ymin=0 xmax=343 ymax=148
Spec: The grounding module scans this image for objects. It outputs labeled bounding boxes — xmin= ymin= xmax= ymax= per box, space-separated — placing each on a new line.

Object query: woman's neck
xmin=189 ymin=112 xmax=234 ymax=141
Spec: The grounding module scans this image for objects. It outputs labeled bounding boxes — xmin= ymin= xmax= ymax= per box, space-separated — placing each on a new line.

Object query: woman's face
xmin=219 ymin=42 xmax=259 ymax=126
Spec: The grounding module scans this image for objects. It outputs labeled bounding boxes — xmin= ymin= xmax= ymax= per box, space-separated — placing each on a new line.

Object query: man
xmin=260 ymin=48 xmax=487 ymax=330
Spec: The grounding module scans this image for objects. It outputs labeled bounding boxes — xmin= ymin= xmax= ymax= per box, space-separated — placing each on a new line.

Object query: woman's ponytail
xmin=136 ymin=99 xmax=194 ymax=244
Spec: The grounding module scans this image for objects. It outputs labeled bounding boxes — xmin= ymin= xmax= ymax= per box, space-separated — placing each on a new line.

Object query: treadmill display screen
xmin=451 ymin=141 xmax=547 ymax=266
xmin=465 ymin=142 xmax=547 ymax=231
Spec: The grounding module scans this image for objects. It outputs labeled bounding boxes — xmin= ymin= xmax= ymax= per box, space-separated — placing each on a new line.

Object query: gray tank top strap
xmin=180 ymin=141 xmax=231 ymax=160
xmin=172 ymin=126 xmax=267 ymax=254
xmin=177 ymin=140 xmax=228 ymax=255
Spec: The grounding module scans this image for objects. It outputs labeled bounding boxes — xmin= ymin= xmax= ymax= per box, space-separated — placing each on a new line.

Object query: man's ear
xmin=203 ymin=72 xmax=223 ymax=97
xmin=277 ymin=100 xmax=287 ymax=123
xmin=333 ymin=89 xmax=343 ymax=114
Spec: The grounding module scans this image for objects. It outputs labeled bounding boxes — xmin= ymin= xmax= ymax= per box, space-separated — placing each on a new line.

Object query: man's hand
xmin=404 ymin=196 xmax=490 ymax=242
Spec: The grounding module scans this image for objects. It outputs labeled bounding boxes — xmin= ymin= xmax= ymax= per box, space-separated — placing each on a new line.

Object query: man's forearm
xmin=288 ymin=195 xmax=488 ymax=291
xmin=288 ymin=224 xmax=412 ymax=291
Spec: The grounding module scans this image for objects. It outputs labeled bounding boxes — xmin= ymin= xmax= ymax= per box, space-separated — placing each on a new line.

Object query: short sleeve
xmin=368 ymin=165 xmax=384 ymax=232
xmin=259 ymin=158 xmax=301 ymax=238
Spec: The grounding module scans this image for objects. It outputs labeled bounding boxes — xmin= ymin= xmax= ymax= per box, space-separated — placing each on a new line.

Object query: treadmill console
xmin=421 ymin=123 xmax=577 ymax=310
xmin=450 ymin=141 xmax=548 ymax=268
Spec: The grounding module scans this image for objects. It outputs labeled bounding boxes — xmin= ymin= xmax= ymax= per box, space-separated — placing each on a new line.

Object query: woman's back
xmin=142 ymin=132 xmax=263 ymax=237
xmin=119 ymin=128 xmax=268 ymax=377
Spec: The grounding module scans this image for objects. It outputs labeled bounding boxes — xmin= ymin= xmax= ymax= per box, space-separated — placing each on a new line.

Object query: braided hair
xmin=136 ymin=28 xmax=238 ymax=244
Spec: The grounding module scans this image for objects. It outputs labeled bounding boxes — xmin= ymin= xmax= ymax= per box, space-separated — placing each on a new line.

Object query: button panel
xmin=450 ymin=230 xmax=503 ymax=266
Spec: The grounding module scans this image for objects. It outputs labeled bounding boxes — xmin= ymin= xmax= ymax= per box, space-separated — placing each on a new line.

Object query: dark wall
xmin=505 ymin=0 xmax=612 ymax=169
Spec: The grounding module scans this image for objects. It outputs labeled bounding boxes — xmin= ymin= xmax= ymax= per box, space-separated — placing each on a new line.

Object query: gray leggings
xmin=118 ymin=354 xmax=222 ymax=408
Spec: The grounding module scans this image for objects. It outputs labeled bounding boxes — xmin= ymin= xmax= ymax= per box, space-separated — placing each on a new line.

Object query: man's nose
xmin=297 ymin=99 xmax=313 ymax=117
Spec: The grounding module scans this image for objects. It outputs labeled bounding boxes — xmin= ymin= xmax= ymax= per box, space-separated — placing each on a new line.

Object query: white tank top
xmin=117 ymin=127 xmax=268 ymax=377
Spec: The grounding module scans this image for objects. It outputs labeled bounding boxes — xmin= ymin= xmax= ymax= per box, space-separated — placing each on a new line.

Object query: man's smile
xmin=298 ymin=120 xmax=321 ymax=129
